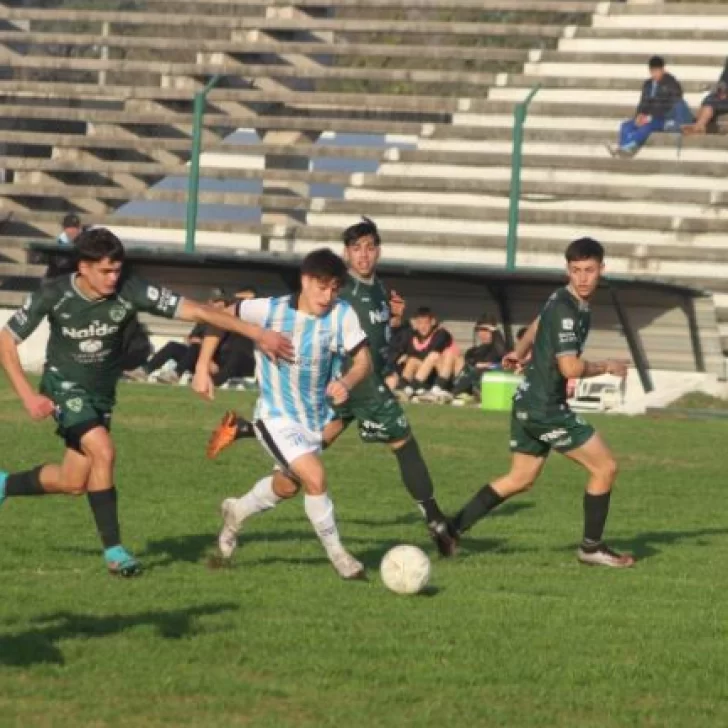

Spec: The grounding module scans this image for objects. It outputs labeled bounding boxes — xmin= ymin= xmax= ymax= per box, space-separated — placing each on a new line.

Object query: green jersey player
xmin=0 ymin=228 xmax=293 ymax=576
xmin=452 ymin=237 xmax=635 ymax=568
xmin=200 ymin=218 xmax=456 ymax=557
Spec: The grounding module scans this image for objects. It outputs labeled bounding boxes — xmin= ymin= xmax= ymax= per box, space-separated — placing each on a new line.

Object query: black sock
xmin=5 ymin=466 xmax=45 ymax=497
xmin=87 ymin=488 xmax=121 ymax=550
xmin=399 ymin=378 xmax=412 ymax=390
xmin=394 ymin=438 xmax=444 ymax=523
xmin=435 ymin=376 xmax=451 ymax=391
xmin=453 ymin=484 xmax=504 ymax=534
xmin=582 ymin=492 xmax=611 ymax=548
xmin=234 ymin=418 xmax=255 ymax=440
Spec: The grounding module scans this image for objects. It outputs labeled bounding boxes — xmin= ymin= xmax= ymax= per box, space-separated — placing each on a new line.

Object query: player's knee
xmin=90 ymin=442 xmax=116 ymax=468
xmin=301 ymin=477 xmax=326 ymax=496
xmin=600 ymin=456 xmax=619 ymax=483
xmin=64 ymin=480 xmax=88 ymax=496
xmin=274 ymin=478 xmax=300 ymax=499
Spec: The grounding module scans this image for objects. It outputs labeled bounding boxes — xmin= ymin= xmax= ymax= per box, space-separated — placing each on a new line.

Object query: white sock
xmin=233 ymin=476 xmax=281 ymax=521
xmin=304 ymin=493 xmax=345 ymax=558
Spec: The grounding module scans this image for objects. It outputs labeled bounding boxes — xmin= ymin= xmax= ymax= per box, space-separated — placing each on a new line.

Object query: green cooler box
xmin=480 ymin=371 xmax=523 ymax=412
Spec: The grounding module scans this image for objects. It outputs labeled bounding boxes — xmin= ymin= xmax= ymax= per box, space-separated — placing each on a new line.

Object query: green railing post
xmin=505 ymin=83 xmax=541 ymax=271
xmin=185 ymin=74 xmax=223 ymax=254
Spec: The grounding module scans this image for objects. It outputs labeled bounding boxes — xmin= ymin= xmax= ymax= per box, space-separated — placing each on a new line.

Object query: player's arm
xmin=326 ymin=343 xmax=372 ymax=406
xmin=503 ymin=318 xmax=538 ymax=371
xmin=0 ymin=291 xmax=56 ymax=420
xmin=557 ymin=356 xmax=628 ymax=380
xmin=176 ymin=300 xmax=292 ymax=362
xmin=191 ymin=321 xmax=225 ymax=401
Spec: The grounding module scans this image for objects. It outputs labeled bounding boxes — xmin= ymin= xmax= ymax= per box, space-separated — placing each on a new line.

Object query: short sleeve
xmin=236 ymin=298 xmax=269 ymax=326
xmin=120 ymin=276 xmax=183 ymax=319
xmin=430 ymin=328 xmax=453 ymax=353
xmin=549 ymin=302 xmax=580 ymax=357
xmin=4 ymin=288 xmax=53 ymax=342
xmin=339 ymin=304 xmax=368 ymax=355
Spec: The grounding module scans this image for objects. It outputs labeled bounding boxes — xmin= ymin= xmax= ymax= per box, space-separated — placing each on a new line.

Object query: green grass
xmin=1 ymin=381 xmax=728 ymax=727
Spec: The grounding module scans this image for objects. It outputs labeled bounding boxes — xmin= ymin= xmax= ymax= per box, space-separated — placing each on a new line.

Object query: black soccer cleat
xmin=427 ymin=519 xmax=459 ymax=558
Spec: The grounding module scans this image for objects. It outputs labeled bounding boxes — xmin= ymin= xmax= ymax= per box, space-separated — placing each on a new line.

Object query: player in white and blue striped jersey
xmin=194 ymin=249 xmax=372 ymax=580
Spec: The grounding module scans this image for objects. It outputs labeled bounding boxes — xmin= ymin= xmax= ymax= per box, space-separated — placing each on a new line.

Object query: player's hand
xmin=326 ymin=380 xmax=350 ymax=405
xmin=257 ymin=329 xmax=294 ymax=363
xmin=605 ymin=359 xmax=630 ymax=378
xmin=23 ymin=394 xmax=55 ymax=421
xmin=502 ymin=351 xmax=520 ymax=372
xmin=389 ymin=290 xmax=406 ymax=318
xmin=192 ymin=369 xmax=215 ymax=401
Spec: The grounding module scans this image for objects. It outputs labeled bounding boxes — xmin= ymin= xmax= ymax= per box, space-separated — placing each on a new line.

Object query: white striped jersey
xmin=237 ymin=295 xmax=368 ymax=433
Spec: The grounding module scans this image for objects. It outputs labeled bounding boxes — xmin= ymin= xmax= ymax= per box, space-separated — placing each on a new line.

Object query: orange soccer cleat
xmin=206 ymin=410 xmax=241 ymax=459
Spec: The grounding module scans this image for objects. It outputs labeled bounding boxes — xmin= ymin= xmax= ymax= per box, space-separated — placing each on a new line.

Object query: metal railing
xmin=185 ymin=74 xmax=223 ymax=254
xmin=505 ymin=83 xmax=541 ymax=271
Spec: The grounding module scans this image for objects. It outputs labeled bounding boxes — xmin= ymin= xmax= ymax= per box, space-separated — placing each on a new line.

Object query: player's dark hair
xmin=300 ymin=248 xmax=347 ymax=286
xmin=342 ymin=216 xmax=381 ymax=247
xmin=648 ymin=55 xmax=665 ymax=69
xmin=75 ymin=227 xmax=125 ymax=263
xmin=565 ymin=237 xmax=604 ymax=264
xmin=413 ymin=306 xmax=435 ymax=318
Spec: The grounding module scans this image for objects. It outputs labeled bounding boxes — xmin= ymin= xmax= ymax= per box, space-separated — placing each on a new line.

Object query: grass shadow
xmin=0 ymin=602 xmax=238 ymax=668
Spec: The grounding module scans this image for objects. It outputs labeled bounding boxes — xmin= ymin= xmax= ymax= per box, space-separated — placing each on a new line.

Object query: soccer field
xmin=1 ymin=381 xmax=727 ymax=728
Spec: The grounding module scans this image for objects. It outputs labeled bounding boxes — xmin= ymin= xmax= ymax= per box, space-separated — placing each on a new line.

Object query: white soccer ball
xmin=380 ymin=544 xmax=431 ymax=595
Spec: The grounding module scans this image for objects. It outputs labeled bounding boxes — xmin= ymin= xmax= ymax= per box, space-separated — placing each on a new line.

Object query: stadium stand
xmin=0 ymin=0 xmax=727 ymax=380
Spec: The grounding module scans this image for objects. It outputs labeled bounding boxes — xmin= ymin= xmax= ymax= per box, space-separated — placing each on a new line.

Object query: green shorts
xmin=510 ymin=406 xmax=595 ymax=457
xmin=40 ymin=370 xmax=113 ymax=452
xmin=334 ymin=378 xmax=411 ymax=444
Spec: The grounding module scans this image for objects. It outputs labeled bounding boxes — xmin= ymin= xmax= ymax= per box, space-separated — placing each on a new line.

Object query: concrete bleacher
xmin=1 ymin=0 xmax=728 ymax=371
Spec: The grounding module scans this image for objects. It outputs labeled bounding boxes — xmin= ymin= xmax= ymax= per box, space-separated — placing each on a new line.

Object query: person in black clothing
xmin=45 ymin=214 xmax=82 ymax=279
xmin=384 ymin=291 xmax=411 ymax=390
xmin=608 ymin=56 xmax=689 ymax=157
xmin=397 ymin=307 xmax=457 ymax=400
xmin=683 ymin=74 xmax=728 ymax=135
xmin=450 ymin=315 xmax=506 ymax=404
xmin=125 ymin=288 xmax=228 ymax=384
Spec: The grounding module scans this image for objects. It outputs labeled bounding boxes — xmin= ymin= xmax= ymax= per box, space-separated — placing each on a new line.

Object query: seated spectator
xmin=449 ymin=315 xmax=506 ymax=405
xmin=125 ymin=288 xmax=228 ymax=384
xmin=213 ymin=287 xmax=257 ymax=388
xmin=683 ymin=81 xmax=728 ymax=135
xmin=45 ymin=213 xmax=82 ymax=279
xmin=607 ymin=56 xmax=691 ymax=158
xmin=397 ymin=307 xmax=459 ymax=402
xmin=385 ymin=291 xmax=411 ymax=391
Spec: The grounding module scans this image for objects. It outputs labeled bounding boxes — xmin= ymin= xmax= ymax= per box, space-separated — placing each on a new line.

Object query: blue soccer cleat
xmin=104 ymin=545 xmax=142 ymax=577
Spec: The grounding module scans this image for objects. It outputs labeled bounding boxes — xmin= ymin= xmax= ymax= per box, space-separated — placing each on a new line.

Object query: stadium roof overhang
xmin=30 ymin=243 xmax=712 ymax=394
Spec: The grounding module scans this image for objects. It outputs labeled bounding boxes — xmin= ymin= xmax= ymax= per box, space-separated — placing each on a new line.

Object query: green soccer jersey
xmin=338 ymin=273 xmax=391 ymax=378
xmin=5 ymin=273 xmax=182 ymax=398
xmin=515 ymin=286 xmax=591 ymax=416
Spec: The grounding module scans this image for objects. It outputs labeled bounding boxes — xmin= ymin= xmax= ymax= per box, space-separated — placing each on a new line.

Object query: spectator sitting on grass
xmin=126 ymin=287 xmax=229 ymax=384
xmin=397 ymin=307 xmax=459 ymax=403
xmin=607 ymin=56 xmax=691 ymax=158
xmin=449 ymin=315 xmax=507 ymax=405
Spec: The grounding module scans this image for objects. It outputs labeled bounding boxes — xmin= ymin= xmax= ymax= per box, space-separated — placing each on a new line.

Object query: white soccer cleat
xmin=218 ymin=498 xmax=243 ymax=560
xmin=330 ymin=551 xmax=365 ymax=580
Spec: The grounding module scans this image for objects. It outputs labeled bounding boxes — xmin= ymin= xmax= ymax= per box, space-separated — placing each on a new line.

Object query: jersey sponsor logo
xmin=79 ymin=339 xmax=103 ymax=354
xmin=65 ymin=397 xmax=84 ymax=413
xmin=559 ymin=332 xmax=578 ymax=344
xmin=12 ymin=310 xmax=28 ymax=327
xmin=62 ymin=320 xmax=120 ymax=339
xmin=561 ymin=318 xmax=574 ymax=331
xmin=368 ymin=302 xmax=390 ymax=326
xmin=109 ymin=305 xmax=126 ymax=323
xmin=147 ymin=286 xmax=160 ymax=302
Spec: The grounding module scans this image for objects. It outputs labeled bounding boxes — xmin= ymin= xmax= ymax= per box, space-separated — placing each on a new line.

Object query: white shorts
xmin=254 ymin=417 xmax=323 ymax=474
